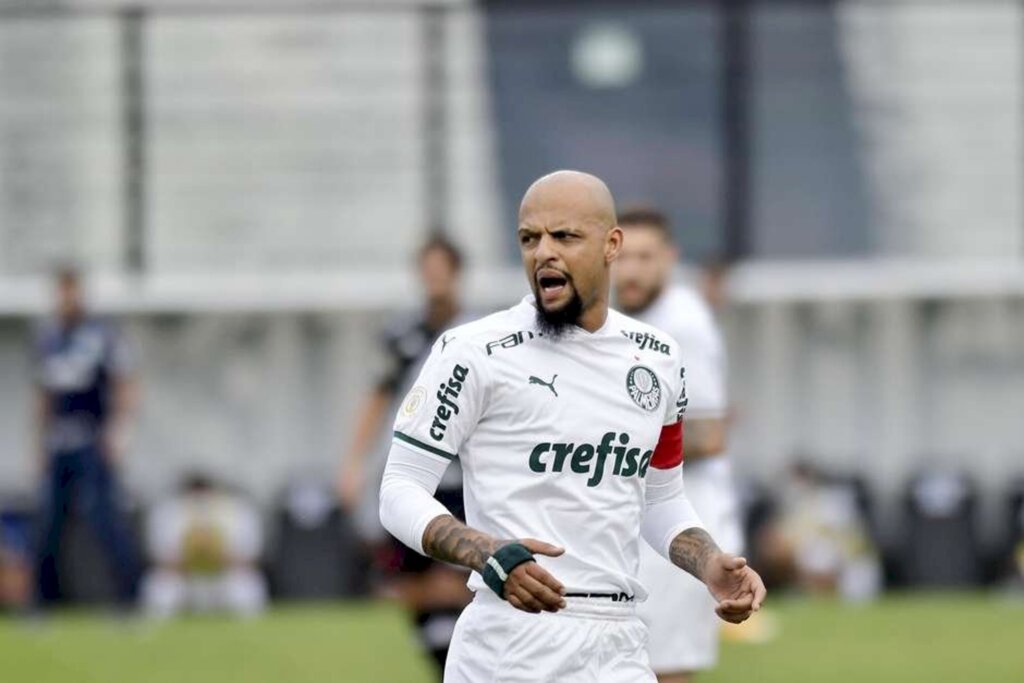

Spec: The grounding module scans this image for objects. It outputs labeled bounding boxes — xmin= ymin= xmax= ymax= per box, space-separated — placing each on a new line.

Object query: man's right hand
xmin=503 ymin=539 xmax=567 ymax=614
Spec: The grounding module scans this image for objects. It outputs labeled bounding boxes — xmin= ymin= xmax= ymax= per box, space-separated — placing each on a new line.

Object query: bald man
xmin=379 ymin=171 xmax=765 ymax=681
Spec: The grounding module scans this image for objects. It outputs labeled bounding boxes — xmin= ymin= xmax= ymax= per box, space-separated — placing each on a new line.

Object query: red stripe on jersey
xmin=651 ymin=421 xmax=684 ymax=470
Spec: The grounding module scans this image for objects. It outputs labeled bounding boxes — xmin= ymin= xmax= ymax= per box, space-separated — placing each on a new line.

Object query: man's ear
xmin=605 ymin=226 xmax=624 ymax=264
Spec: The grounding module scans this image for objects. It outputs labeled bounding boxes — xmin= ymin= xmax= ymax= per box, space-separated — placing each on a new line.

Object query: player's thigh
xmin=444 ymin=599 xmax=507 ymax=683
xmin=446 ymin=600 xmax=591 ymax=683
xmin=604 ymin=616 xmax=657 ymax=683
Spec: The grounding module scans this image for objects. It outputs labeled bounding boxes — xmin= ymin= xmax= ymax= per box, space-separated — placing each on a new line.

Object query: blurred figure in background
xmin=0 ymin=508 xmax=32 ymax=611
xmin=336 ymin=234 xmax=471 ymax=675
xmin=613 ymin=208 xmax=744 ymax=683
xmin=31 ymin=267 xmax=141 ymax=607
xmin=141 ymin=473 xmax=266 ymax=618
xmin=759 ymin=461 xmax=882 ymax=601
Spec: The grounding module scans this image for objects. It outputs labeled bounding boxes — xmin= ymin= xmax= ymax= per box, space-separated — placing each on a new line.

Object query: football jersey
xmin=34 ymin=317 xmax=133 ymax=452
xmin=635 ymin=285 xmax=726 ymax=421
xmin=392 ymin=295 xmax=687 ymax=599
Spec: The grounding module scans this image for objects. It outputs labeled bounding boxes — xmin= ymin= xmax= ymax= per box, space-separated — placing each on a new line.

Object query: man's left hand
xmin=703 ymin=553 xmax=766 ymax=624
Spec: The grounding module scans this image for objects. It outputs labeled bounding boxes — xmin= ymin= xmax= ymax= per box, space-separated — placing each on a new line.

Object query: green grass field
xmin=2 ymin=594 xmax=1022 ymax=683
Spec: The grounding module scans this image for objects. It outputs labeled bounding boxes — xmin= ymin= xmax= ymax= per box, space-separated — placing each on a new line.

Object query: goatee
xmin=534 ymin=288 xmax=584 ymax=340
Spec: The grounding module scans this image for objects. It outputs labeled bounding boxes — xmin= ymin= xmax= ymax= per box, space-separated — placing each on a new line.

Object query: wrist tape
xmin=482 ymin=542 xmax=535 ymax=599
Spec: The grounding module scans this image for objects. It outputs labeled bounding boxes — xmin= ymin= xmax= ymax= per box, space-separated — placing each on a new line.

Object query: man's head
xmin=53 ymin=265 xmax=84 ymax=325
xmin=518 ymin=170 xmax=622 ymax=337
xmin=418 ymin=233 xmax=463 ymax=305
xmin=612 ymin=207 xmax=677 ymax=315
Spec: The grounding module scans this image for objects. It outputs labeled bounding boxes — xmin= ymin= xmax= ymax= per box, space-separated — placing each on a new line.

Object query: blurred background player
xmin=336 ymin=233 xmax=471 ymax=675
xmin=756 ymin=461 xmax=882 ymax=602
xmin=141 ymin=473 xmax=267 ymax=618
xmin=613 ymin=208 xmax=745 ymax=683
xmin=31 ymin=267 xmax=142 ymax=608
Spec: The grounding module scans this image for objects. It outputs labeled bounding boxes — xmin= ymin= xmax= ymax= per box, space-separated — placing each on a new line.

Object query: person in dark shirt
xmin=337 ymin=234 xmax=471 ymax=676
xmin=32 ymin=267 xmax=141 ymax=606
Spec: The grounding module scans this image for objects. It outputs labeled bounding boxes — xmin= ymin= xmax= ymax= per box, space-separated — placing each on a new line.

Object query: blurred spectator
xmin=759 ymin=461 xmax=882 ymax=602
xmin=336 ymin=233 xmax=472 ymax=676
xmin=0 ymin=507 xmax=32 ymax=610
xmin=141 ymin=474 xmax=266 ymax=618
xmin=32 ymin=267 xmax=141 ymax=606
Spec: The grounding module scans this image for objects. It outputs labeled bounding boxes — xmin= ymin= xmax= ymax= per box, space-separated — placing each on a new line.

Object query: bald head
xmin=519 ymin=170 xmax=617 ymax=232
xmin=517 ymin=170 xmax=623 ymax=335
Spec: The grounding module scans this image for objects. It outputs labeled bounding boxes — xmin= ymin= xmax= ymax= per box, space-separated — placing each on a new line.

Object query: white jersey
xmin=637 ymin=284 xmax=726 ymax=420
xmin=392 ymin=295 xmax=688 ymax=599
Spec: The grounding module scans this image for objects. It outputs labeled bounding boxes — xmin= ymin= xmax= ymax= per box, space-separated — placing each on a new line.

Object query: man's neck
xmin=577 ymin=299 xmax=609 ymax=333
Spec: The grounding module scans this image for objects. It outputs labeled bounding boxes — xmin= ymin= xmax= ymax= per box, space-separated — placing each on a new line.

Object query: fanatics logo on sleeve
xmin=675 ymin=367 xmax=689 ymax=420
xmin=626 ymin=365 xmax=661 ymax=412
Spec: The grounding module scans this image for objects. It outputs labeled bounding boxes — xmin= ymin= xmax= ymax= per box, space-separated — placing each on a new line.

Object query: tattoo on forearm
xmin=669 ymin=528 xmax=720 ymax=581
xmin=422 ymin=515 xmax=501 ymax=572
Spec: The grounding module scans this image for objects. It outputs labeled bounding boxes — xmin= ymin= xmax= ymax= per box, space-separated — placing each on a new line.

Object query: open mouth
xmin=537 ymin=269 xmax=569 ymax=299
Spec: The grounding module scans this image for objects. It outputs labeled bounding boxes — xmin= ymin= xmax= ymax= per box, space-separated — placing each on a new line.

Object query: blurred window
xmin=486 ymin=3 xmax=723 ymax=261
xmin=148 ymin=13 xmax=425 ymax=272
xmin=0 ymin=18 xmax=123 ymax=275
xmin=750 ymin=5 xmax=872 ymax=258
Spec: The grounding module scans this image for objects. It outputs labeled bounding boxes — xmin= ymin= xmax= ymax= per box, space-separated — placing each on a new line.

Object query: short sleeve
xmin=663 ymin=355 xmax=688 ymax=427
xmin=391 ymin=333 xmax=488 ymax=463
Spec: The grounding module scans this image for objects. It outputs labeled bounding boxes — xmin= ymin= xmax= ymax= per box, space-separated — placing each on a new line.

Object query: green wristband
xmin=481 ymin=543 xmax=535 ymax=599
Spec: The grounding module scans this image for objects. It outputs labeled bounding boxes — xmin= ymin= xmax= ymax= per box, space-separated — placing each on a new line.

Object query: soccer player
xmin=32 ymin=267 xmax=141 ymax=606
xmin=337 ymin=234 xmax=471 ymax=674
xmin=379 ymin=171 xmax=765 ymax=681
xmin=614 ymin=208 xmax=744 ymax=683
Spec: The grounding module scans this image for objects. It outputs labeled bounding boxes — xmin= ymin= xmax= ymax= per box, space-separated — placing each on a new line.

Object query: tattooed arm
xmin=669 ymin=527 xmax=721 ymax=581
xmin=642 ymin=455 xmax=766 ymax=623
xmin=421 ymin=514 xmax=502 ymax=572
xmin=380 ymin=446 xmax=567 ymax=613
xmin=669 ymin=526 xmax=766 ymax=623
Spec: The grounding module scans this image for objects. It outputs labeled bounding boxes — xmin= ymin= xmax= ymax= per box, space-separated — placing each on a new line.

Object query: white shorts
xmin=638 ymin=458 xmax=744 ymax=674
xmin=445 ymin=591 xmax=656 ymax=683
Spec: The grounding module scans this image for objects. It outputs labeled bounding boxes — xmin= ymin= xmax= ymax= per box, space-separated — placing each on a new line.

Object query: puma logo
xmin=529 ymin=374 xmax=558 ymax=397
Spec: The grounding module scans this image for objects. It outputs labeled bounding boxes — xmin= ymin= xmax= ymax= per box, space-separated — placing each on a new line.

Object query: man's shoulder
xmin=434 ymin=301 xmax=535 ymax=358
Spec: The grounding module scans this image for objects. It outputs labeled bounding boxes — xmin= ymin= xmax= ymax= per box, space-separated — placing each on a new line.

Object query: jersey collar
xmin=515 ymin=294 xmax=616 ymax=338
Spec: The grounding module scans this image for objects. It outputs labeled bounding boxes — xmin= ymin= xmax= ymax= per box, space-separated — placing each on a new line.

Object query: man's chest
xmin=479 ymin=342 xmax=669 ymax=451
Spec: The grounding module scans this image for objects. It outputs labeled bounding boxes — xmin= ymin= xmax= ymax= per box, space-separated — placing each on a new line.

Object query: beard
xmin=534 ymin=286 xmax=584 ymax=340
xmin=616 ymin=281 xmax=664 ymax=316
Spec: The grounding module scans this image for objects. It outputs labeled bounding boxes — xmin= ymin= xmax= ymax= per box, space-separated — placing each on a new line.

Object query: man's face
xmin=419 ymin=248 xmax=460 ymax=303
xmin=612 ymin=225 xmax=676 ymax=314
xmin=518 ymin=209 xmax=617 ymax=332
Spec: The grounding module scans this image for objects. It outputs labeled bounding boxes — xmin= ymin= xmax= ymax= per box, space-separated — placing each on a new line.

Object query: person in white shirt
xmin=379 ymin=170 xmax=765 ymax=682
xmin=613 ymin=207 xmax=744 ymax=683
xmin=141 ymin=474 xmax=267 ymax=618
